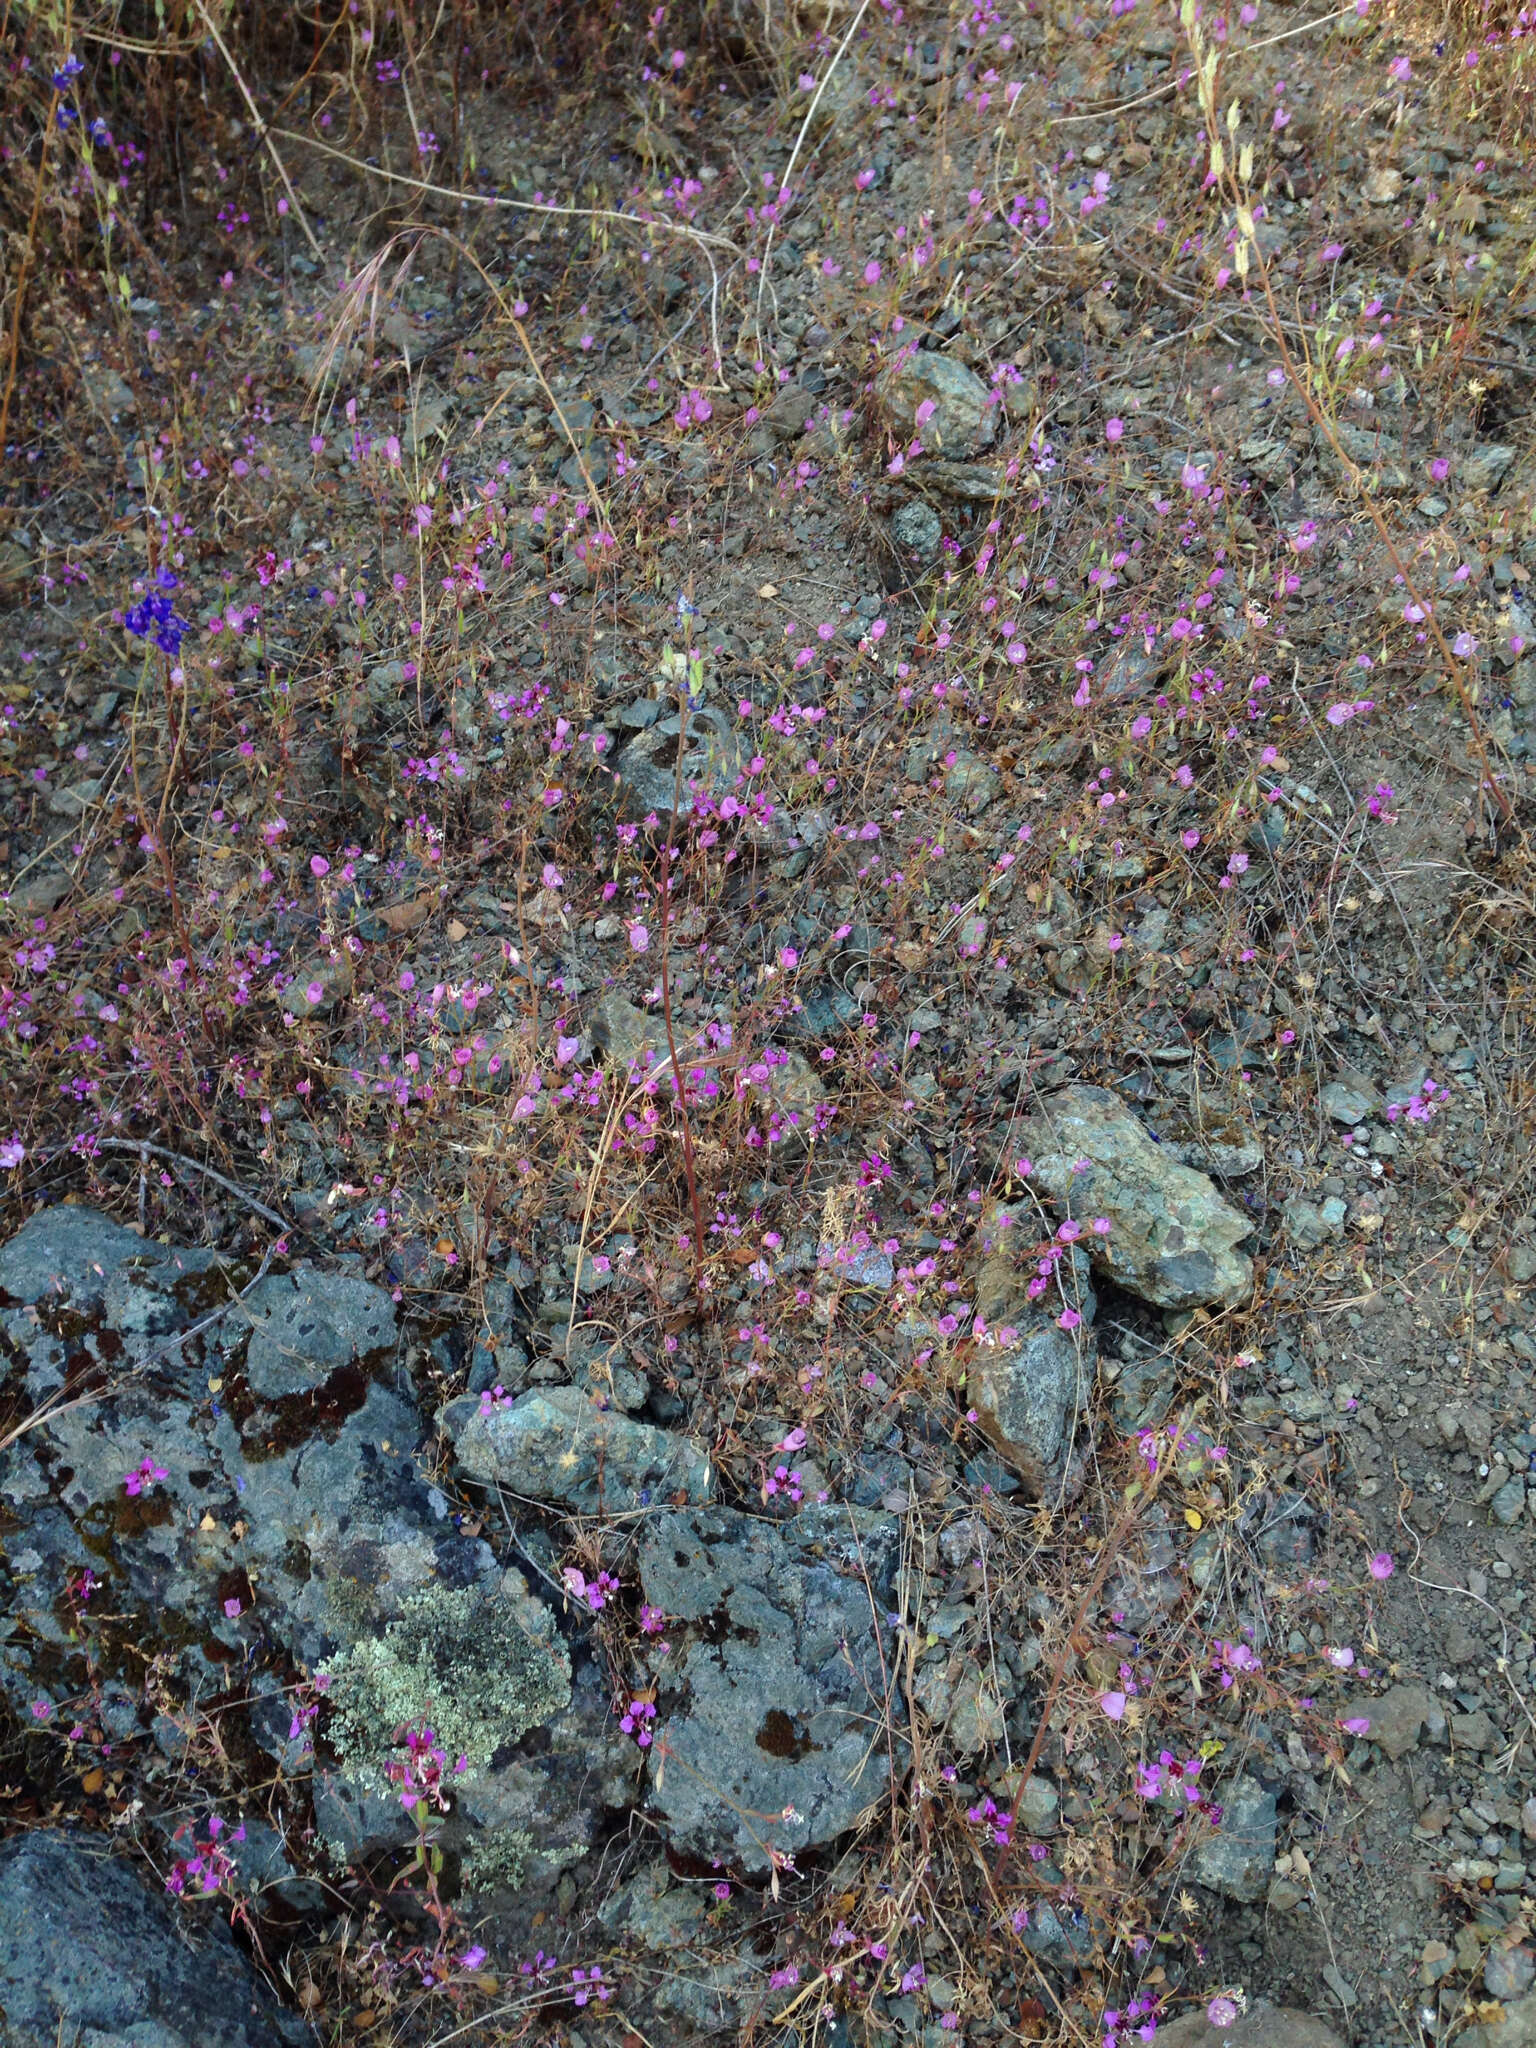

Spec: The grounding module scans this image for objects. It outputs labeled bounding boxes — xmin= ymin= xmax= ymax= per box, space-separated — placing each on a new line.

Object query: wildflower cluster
xmin=123 ymin=570 xmax=190 ymax=657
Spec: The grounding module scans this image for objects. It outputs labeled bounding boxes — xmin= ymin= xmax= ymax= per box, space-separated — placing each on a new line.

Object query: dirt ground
xmin=1 ymin=0 xmax=1535 ymax=2042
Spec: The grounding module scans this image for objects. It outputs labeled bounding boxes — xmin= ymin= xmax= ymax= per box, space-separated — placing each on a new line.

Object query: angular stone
xmin=1463 ymin=1993 xmax=1536 ymax=2048
xmin=445 ymin=1384 xmax=712 ymax=1513
xmin=1340 ymin=1681 xmax=1441 ymax=1759
xmin=614 ymin=703 xmax=741 ymax=822
xmin=1018 ymin=1087 xmax=1254 ymax=1309
xmin=918 ymin=459 xmax=1005 ymax=501
xmin=967 ymin=1316 xmax=1091 ymax=1498
xmin=0 ymin=1829 xmax=305 ymax=2048
xmin=1157 ymin=2002 xmax=1344 ymax=2048
xmin=879 ymin=349 xmax=997 ymax=456
xmin=1464 ymin=444 xmax=1517 ymax=492
xmin=1492 ymin=1477 xmax=1527 ymax=1526
xmin=638 ymin=1504 xmax=903 ymax=1870
xmin=913 ymin=1658 xmax=1004 ymax=1753
xmin=1193 ymin=1771 xmax=1276 ymax=1901
xmin=1487 ymin=1947 xmax=1536 ymax=2003
xmin=1320 ymin=1081 xmax=1375 ymax=1126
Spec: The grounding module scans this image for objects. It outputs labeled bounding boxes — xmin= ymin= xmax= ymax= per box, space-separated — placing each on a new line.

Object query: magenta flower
xmin=124 ymin=1456 xmax=169 ymax=1497
xmin=1368 ymin=1551 xmax=1394 ymax=1580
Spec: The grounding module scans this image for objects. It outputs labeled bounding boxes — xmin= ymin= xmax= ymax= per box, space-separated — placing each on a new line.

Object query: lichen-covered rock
xmin=235 ymin=1265 xmax=398 ymax=1398
xmin=0 ymin=1202 xmax=205 ymax=1324
xmin=879 ymin=349 xmax=997 ymax=456
xmin=614 ymin=703 xmax=741 ymax=821
xmin=325 ymin=1575 xmax=571 ymax=1790
xmin=1018 ymin=1087 xmax=1255 ymax=1309
xmin=0 ymin=1213 xmax=500 ymax=1714
xmin=1192 ymin=1771 xmax=1276 ymax=1901
xmin=445 ymin=1384 xmax=712 ymax=1513
xmin=0 ymin=1828 xmax=306 ymax=2048
xmin=638 ymin=1504 xmax=903 ymax=1871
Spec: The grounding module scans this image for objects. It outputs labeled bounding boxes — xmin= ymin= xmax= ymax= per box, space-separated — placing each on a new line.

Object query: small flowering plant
xmin=124 ymin=1456 xmax=169 ymax=1497
xmin=165 ymin=1813 xmax=246 ymax=1897
xmin=563 ymin=1565 xmax=620 ymax=1611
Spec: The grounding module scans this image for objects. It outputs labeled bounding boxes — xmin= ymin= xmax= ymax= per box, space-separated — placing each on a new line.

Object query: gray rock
xmin=912 ymin=1658 xmax=1004 ymax=1753
xmin=1452 ymin=1708 xmax=1502 ymax=1753
xmin=1016 ymin=1774 xmax=1060 ymax=1836
xmin=235 ymin=1266 xmax=397 ymax=1398
xmin=0 ymin=1204 xmax=152 ymax=1313
xmin=597 ymin=1862 xmax=754 ymax=2026
xmin=1193 ymin=1771 xmax=1276 ymax=1902
xmin=918 ymin=459 xmax=1005 ymax=501
xmin=638 ymin=1504 xmax=903 ymax=1870
xmin=890 ymin=498 xmax=942 ymax=559
xmin=280 ymin=950 xmax=353 ymax=1020
xmin=614 ymin=704 xmax=741 ymax=822
xmin=1463 ymin=1993 xmax=1536 ymax=2048
xmin=1018 ymin=1087 xmax=1254 ymax=1310
xmin=1282 ymin=1198 xmax=1342 ymax=1250
xmin=1156 ymin=2001 xmax=1344 ymax=2048
xmin=1492 ymin=1477 xmax=1528 ymax=1526
xmin=1487 ymin=1947 xmax=1536 ymax=2003
xmin=1340 ymin=1681 xmax=1442 ymax=1759
xmin=4 ymin=866 xmax=71 ymax=917
xmin=0 ymin=1829 xmax=304 ymax=2047
xmin=943 ymin=749 xmax=999 ymax=811
xmin=1320 ymin=1081 xmax=1375 ymax=1126
xmin=967 ymin=1317 xmax=1091 ymax=1498
xmin=1464 ymin=444 xmax=1517 ymax=492
xmin=1017 ymin=1898 xmax=1098 ymax=1967
xmin=879 ymin=350 xmax=996 ymax=456
xmin=1163 ymin=1112 xmax=1264 ymax=1178
xmin=446 ymin=1384 xmax=712 ymax=1513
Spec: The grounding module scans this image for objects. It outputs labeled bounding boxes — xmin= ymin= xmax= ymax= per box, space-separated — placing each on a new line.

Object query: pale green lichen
xmin=325 ymin=1583 xmax=571 ymax=1795
xmin=459 ymin=1827 xmax=536 ymax=1897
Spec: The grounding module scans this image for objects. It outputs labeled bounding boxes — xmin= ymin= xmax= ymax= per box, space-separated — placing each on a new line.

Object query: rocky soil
xmin=1 ymin=0 xmax=1535 ymax=2043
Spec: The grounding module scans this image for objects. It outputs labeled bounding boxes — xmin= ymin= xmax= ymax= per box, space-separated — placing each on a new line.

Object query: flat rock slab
xmin=1019 ymin=1086 xmax=1255 ymax=1310
xmin=639 ymin=1504 xmax=903 ymax=1870
xmin=446 ymin=1384 xmax=713 ymax=1512
xmin=0 ymin=1203 xmax=163 ymax=1314
xmin=235 ymin=1266 xmax=398 ymax=1397
xmin=0 ymin=1828 xmax=305 ymax=2047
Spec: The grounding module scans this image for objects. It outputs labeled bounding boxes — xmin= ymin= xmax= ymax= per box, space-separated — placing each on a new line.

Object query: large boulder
xmin=1018 ymin=1087 xmax=1255 ymax=1310
xmin=638 ymin=1504 xmax=903 ymax=1871
xmin=0 ymin=1210 xmax=583 ymax=1895
xmin=0 ymin=1828 xmax=304 ymax=2047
